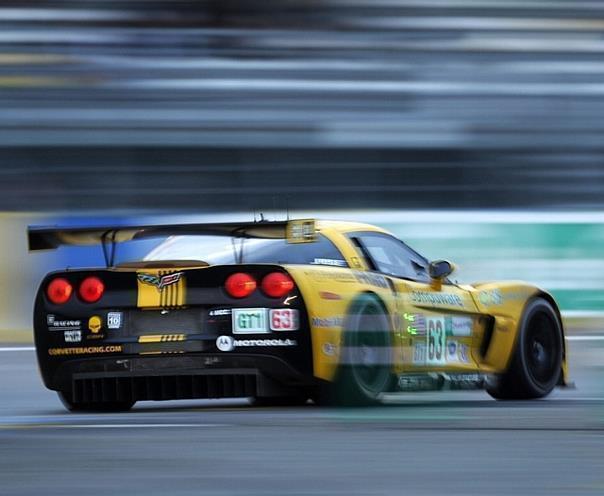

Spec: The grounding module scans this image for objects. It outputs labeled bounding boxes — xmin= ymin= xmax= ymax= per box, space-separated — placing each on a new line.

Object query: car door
xmin=349 ymin=231 xmax=481 ymax=374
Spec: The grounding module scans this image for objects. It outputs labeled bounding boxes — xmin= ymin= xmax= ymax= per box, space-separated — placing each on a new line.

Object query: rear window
xmin=145 ymin=234 xmax=347 ymax=267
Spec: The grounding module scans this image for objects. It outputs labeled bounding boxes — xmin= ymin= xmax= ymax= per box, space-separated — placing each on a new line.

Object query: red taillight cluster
xmin=225 ymin=272 xmax=257 ymax=299
xmin=78 ymin=276 xmax=105 ymax=303
xmin=225 ymin=272 xmax=294 ymax=299
xmin=46 ymin=276 xmax=105 ymax=305
xmin=261 ymin=272 xmax=295 ymax=298
xmin=46 ymin=278 xmax=73 ymax=305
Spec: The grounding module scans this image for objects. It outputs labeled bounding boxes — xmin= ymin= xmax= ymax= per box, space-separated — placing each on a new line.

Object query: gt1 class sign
xmin=232 ymin=308 xmax=268 ymax=334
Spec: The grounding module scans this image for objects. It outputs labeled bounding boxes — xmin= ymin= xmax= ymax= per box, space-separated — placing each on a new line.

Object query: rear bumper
xmin=49 ymin=353 xmax=315 ymax=403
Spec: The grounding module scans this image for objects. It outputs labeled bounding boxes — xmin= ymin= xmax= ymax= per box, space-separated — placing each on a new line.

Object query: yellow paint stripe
xmin=138 ymin=334 xmax=186 ymax=343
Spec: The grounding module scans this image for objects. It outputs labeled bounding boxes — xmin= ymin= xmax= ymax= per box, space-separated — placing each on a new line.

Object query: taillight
xmin=261 ymin=272 xmax=294 ymax=298
xmin=47 ymin=278 xmax=73 ymax=305
xmin=78 ymin=276 xmax=105 ymax=303
xmin=225 ymin=273 xmax=257 ymax=298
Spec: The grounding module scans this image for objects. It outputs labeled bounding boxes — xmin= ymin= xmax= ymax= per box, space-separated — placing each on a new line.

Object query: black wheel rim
xmin=349 ymin=301 xmax=390 ymax=395
xmin=524 ymin=311 xmax=559 ymax=388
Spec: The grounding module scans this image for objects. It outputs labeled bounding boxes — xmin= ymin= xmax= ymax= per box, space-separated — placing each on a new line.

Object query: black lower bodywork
xmin=33 ymin=264 xmax=316 ymax=404
xmin=56 ymin=354 xmax=313 ymax=404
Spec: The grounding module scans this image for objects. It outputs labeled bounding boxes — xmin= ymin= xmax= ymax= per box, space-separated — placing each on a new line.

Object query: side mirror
xmin=429 ymin=260 xmax=454 ymax=280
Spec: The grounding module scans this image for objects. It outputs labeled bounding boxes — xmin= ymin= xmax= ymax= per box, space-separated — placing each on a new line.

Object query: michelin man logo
xmin=216 ymin=335 xmax=235 ymax=352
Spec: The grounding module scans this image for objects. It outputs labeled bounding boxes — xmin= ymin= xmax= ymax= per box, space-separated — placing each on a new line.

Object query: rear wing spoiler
xmin=28 ymin=219 xmax=317 ymax=266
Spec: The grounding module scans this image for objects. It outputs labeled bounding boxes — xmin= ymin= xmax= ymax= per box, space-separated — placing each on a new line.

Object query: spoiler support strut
xmin=100 ymin=230 xmax=118 ymax=268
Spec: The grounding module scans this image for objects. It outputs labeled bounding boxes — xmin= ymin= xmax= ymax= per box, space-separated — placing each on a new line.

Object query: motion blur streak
xmin=1 ymin=1 xmax=604 ymax=210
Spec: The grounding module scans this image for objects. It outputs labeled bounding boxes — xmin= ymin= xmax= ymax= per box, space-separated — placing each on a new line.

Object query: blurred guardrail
xmin=0 ymin=1 xmax=604 ymax=210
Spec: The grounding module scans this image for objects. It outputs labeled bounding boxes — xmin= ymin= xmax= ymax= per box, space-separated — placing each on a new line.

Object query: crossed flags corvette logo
xmin=137 ymin=272 xmax=184 ymax=291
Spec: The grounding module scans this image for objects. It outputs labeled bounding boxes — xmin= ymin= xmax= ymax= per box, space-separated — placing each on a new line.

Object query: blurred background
xmin=1 ymin=0 xmax=604 ymax=337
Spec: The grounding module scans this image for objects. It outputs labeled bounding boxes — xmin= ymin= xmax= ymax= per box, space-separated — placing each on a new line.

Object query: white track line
xmin=0 ymin=423 xmax=227 ymax=430
xmin=0 ymin=347 xmax=34 ymax=351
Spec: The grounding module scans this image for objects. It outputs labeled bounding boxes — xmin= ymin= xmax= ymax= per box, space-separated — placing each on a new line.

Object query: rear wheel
xmin=57 ymin=391 xmax=135 ymax=413
xmin=325 ymin=294 xmax=393 ymax=406
xmin=486 ymin=298 xmax=563 ymax=400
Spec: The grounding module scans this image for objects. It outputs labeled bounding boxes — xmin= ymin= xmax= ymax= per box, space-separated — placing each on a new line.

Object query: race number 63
xmin=427 ymin=316 xmax=446 ymax=365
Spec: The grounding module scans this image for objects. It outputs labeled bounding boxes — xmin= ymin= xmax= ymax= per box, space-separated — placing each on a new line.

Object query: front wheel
xmin=324 ymin=294 xmax=393 ymax=406
xmin=486 ymin=298 xmax=563 ymax=400
xmin=57 ymin=391 xmax=136 ymax=413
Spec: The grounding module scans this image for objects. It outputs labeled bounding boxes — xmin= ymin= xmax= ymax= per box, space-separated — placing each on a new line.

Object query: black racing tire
xmin=57 ymin=391 xmax=136 ymax=413
xmin=486 ymin=298 xmax=563 ymax=400
xmin=323 ymin=294 xmax=393 ymax=406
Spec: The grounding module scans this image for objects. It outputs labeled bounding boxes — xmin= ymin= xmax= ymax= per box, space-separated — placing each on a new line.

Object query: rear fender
xmin=286 ymin=265 xmax=396 ymax=382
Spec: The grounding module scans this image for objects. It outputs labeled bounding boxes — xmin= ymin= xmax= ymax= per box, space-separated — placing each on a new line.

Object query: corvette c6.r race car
xmin=28 ymin=219 xmax=568 ymax=411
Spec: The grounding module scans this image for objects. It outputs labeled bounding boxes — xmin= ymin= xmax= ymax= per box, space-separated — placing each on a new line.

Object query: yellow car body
xmin=286 ymin=220 xmax=568 ymax=388
xmin=29 ymin=218 xmax=567 ymax=409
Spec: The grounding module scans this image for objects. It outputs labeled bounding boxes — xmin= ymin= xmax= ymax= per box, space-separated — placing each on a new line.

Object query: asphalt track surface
xmin=1 ymin=338 xmax=604 ymax=496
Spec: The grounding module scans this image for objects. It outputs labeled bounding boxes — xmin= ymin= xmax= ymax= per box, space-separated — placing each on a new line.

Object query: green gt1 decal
xmin=232 ymin=308 xmax=269 ymax=334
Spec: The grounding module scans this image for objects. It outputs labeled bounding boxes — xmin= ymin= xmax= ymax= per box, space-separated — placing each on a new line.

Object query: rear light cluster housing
xmin=225 ymin=272 xmax=294 ymax=299
xmin=46 ymin=276 xmax=104 ymax=304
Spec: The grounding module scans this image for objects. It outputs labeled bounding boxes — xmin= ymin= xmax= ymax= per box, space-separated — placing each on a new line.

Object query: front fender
xmin=468 ymin=281 xmax=567 ymax=381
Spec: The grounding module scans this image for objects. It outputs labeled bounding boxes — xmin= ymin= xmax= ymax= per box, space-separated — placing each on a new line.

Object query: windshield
xmin=144 ymin=234 xmax=348 ymax=267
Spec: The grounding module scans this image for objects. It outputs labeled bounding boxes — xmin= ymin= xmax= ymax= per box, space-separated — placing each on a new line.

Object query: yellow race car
xmin=28 ymin=218 xmax=568 ymax=410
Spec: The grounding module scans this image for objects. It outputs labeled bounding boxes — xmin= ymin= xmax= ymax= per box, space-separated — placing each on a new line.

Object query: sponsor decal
xmin=232 ymin=308 xmax=269 ymax=334
xmin=445 ymin=340 xmax=471 ymax=364
xmin=449 ymin=316 xmax=473 ymax=337
xmin=137 ymin=272 xmax=183 ymax=291
xmin=48 ymin=345 xmax=123 ymax=356
xmin=64 ymin=330 xmax=81 ymax=343
xmin=353 ymin=271 xmax=389 ymax=289
xmin=215 ymin=335 xmax=297 ymax=351
xmin=479 ymin=289 xmax=503 ymax=306
xmin=413 ymin=342 xmax=427 ymax=365
xmin=305 ymin=270 xmax=356 ymax=284
xmin=107 ymin=312 xmax=122 ymax=329
xmin=209 ymin=308 xmax=231 ymax=317
xmin=322 ymin=342 xmax=338 ymax=356
xmin=404 ymin=313 xmax=427 ymax=336
xmin=311 ymin=316 xmax=344 ymax=328
xmin=311 ymin=258 xmax=347 ymax=267
xmin=234 ymin=338 xmax=297 ymax=347
xmin=88 ymin=315 xmax=102 ymax=334
xmin=46 ymin=315 xmax=81 ymax=331
xmin=411 ymin=291 xmax=465 ymax=308
xmin=458 ymin=344 xmax=470 ymax=364
xmin=447 ymin=340 xmax=458 ymax=361
xmin=269 ymin=309 xmax=299 ymax=331
xmin=216 ymin=335 xmax=235 ymax=352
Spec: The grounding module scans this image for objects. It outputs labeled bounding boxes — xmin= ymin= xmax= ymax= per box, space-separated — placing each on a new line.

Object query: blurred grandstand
xmin=1 ymin=0 xmax=603 ymax=211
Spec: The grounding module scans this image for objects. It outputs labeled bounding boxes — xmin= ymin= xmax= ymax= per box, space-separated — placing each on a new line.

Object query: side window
xmin=350 ymin=232 xmax=429 ymax=282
